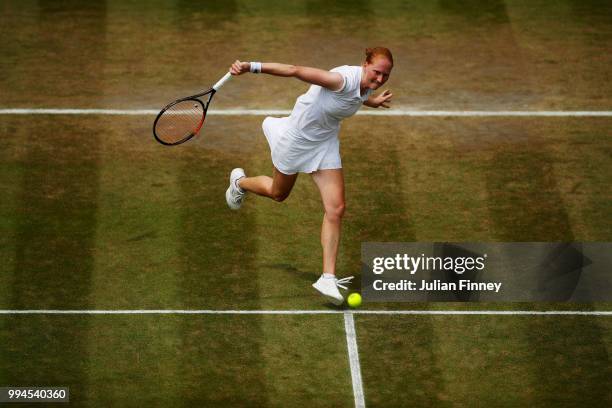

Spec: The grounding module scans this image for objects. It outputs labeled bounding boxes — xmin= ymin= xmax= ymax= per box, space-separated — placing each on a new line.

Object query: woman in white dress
xmin=226 ymin=47 xmax=394 ymax=305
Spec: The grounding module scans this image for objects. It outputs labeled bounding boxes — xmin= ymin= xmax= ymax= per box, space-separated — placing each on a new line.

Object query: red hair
xmin=365 ymin=47 xmax=393 ymax=66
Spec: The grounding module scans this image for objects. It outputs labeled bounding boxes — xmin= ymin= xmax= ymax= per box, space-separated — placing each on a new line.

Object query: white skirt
xmin=262 ymin=117 xmax=342 ymax=175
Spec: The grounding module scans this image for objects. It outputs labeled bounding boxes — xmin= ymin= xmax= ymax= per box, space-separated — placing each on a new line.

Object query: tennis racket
xmin=153 ymin=72 xmax=232 ymax=146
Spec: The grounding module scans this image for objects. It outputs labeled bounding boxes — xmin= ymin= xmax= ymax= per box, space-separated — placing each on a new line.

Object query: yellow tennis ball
xmin=347 ymin=293 xmax=362 ymax=308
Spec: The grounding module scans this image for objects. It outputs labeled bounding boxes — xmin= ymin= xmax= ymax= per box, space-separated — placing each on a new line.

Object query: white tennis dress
xmin=262 ymin=65 xmax=372 ymax=175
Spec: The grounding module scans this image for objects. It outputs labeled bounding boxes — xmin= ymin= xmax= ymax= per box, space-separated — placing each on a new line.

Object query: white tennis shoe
xmin=312 ymin=274 xmax=354 ymax=305
xmin=225 ymin=168 xmax=246 ymax=210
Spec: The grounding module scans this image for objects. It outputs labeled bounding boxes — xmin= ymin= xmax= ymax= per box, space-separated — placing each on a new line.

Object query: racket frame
xmin=153 ymin=90 xmax=215 ymax=146
xmin=153 ymin=72 xmax=232 ymax=146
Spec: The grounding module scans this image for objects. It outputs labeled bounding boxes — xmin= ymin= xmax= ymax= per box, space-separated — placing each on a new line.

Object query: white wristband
xmin=250 ymin=62 xmax=262 ymax=74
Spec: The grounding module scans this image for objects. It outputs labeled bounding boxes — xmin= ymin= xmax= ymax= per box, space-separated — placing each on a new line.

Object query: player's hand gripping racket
xmin=153 ymin=72 xmax=232 ymax=146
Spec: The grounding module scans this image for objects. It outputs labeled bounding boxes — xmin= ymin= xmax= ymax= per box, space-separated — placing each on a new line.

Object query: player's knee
xmin=325 ymin=202 xmax=345 ymax=221
xmin=272 ymin=191 xmax=290 ymax=202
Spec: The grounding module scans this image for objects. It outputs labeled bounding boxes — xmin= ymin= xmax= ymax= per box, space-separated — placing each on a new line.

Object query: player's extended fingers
xmin=380 ymin=94 xmax=392 ymax=107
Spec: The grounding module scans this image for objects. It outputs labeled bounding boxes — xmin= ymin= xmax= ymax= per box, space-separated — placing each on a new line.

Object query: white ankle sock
xmin=323 ymin=273 xmax=335 ymax=279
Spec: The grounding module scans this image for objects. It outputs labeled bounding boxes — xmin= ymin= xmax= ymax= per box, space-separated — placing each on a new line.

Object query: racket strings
xmin=155 ymin=100 xmax=205 ymax=144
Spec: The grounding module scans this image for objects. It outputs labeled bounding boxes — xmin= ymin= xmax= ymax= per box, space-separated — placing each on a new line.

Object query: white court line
xmin=344 ymin=312 xmax=366 ymax=408
xmin=0 ymin=310 xmax=611 ymax=315
xmin=1 ymin=108 xmax=612 ymax=117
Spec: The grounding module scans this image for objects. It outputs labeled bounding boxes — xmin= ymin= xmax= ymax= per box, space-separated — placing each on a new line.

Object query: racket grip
xmin=213 ymin=72 xmax=232 ymax=91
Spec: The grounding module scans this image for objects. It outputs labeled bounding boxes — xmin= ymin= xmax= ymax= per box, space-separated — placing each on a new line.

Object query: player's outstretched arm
xmin=229 ymin=60 xmax=344 ymax=92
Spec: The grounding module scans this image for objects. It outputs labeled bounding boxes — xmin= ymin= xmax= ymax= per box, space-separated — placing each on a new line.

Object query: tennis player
xmin=226 ymin=47 xmax=393 ymax=305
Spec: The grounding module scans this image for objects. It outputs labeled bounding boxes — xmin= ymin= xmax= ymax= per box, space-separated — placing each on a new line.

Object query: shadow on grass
xmin=262 ymin=263 xmax=314 ymax=283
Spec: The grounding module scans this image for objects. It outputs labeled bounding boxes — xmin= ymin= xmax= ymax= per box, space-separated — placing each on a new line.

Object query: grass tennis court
xmin=1 ymin=1 xmax=611 ymax=407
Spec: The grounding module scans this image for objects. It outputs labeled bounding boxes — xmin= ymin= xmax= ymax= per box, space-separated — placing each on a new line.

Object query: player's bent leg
xmin=270 ymin=167 xmax=298 ymax=202
xmin=233 ymin=167 xmax=297 ymax=203
xmin=238 ymin=175 xmax=273 ymax=197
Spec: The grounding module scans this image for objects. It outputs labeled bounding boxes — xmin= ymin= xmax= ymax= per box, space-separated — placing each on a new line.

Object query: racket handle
xmin=213 ymin=72 xmax=232 ymax=91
